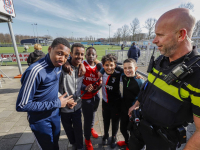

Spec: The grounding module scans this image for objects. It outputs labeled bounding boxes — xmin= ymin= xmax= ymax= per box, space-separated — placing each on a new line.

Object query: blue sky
xmin=1 ymin=0 xmax=200 ymax=39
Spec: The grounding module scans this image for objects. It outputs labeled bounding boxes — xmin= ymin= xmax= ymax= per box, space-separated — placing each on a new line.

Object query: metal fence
xmin=105 ymin=48 xmax=161 ymax=78
xmin=106 ymin=48 xmax=200 ymax=79
xmin=105 ymin=49 xmax=161 ymax=67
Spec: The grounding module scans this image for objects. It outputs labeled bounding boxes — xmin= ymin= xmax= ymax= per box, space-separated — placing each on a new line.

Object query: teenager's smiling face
xmin=103 ymin=61 xmax=116 ymax=75
xmin=48 ymin=44 xmax=70 ymax=67
xmin=70 ymin=47 xmax=85 ymax=67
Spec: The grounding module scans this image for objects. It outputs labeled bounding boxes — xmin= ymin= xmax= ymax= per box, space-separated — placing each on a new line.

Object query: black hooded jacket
xmin=27 ymin=50 xmax=46 ymax=66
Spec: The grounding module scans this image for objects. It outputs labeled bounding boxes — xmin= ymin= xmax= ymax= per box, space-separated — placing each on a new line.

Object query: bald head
xmin=157 ymin=8 xmax=196 ymax=38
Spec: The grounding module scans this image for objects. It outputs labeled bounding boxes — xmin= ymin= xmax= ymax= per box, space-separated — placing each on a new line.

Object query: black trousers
xmin=82 ymin=94 xmax=100 ymax=140
xmin=61 ymin=109 xmax=83 ymax=149
xmin=129 ymin=119 xmax=178 ymax=150
xmin=102 ymin=100 xmax=121 ymax=137
xmin=120 ymin=109 xmax=130 ymax=144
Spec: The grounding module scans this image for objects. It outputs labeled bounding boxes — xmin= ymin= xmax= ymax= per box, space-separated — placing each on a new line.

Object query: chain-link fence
xmin=105 ymin=48 xmax=200 ymax=80
xmin=105 ymin=48 xmax=161 ymax=79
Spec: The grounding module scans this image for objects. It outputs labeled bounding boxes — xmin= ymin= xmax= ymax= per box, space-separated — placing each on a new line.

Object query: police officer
xmin=128 ymin=8 xmax=200 ymax=150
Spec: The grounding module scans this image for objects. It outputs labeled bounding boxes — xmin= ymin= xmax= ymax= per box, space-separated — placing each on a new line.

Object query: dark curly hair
xmin=71 ymin=43 xmax=85 ymax=53
xmin=101 ymin=53 xmax=117 ymax=65
xmin=51 ymin=38 xmax=70 ymax=49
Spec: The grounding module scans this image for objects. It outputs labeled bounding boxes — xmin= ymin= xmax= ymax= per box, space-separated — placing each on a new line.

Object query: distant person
xmin=127 ymin=42 xmax=140 ymax=62
xmin=27 ymin=44 xmax=46 ymax=66
xmin=121 ymin=44 xmax=125 ymax=50
xmin=16 ymin=38 xmax=73 ymax=150
xmin=24 ymin=45 xmax=29 ymax=52
xmin=92 ymin=43 xmax=94 ymax=46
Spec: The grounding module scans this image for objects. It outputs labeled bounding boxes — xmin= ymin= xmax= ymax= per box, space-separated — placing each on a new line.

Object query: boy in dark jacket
xmin=117 ymin=58 xmax=144 ymax=150
xmin=99 ymin=57 xmax=143 ymax=149
xmin=100 ymin=54 xmax=124 ymax=148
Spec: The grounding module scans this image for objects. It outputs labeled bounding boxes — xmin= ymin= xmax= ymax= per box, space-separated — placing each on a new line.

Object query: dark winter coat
xmin=27 ymin=50 xmax=46 ymax=66
xmin=127 ymin=45 xmax=140 ymax=62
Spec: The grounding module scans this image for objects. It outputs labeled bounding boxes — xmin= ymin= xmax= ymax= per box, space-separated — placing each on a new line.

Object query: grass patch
xmin=0 ymin=45 xmax=129 ymax=65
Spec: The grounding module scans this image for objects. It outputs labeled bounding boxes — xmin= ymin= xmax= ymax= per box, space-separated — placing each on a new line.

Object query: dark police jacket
xmin=139 ymin=49 xmax=200 ymax=128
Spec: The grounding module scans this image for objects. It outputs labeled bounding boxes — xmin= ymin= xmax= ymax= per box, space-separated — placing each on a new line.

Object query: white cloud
xmin=12 ymin=0 xmax=200 ymax=38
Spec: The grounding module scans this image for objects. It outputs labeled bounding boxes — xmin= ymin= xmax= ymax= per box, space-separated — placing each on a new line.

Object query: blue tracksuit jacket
xmin=16 ymin=53 xmax=61 ymax=123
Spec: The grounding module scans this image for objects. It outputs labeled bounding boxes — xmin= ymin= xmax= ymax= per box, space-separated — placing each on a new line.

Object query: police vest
xmin=139 ymin=55 xmax=200 ymax=128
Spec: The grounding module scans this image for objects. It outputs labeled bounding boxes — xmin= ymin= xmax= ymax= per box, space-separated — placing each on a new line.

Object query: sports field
xmin=0 ymin=45 xmax=129 ymax=65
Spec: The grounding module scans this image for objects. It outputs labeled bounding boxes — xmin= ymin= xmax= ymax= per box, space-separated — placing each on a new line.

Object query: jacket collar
xmin=68 ymin=59 xmax=79 ymax=69
xmin=45 ymin=53 xmax=55 ymax=68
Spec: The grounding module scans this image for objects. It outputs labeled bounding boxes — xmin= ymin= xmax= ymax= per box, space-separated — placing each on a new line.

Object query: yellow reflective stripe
xmin=148 ymin=73 xmax=156 ymax=83
xmin=153 ymin=68 xmax=159 ymax=74
xmin=148 ymin=73 xmax=190 ymax=101
xmin=191 ymin=94 xmax=200 ymax=107
xmin=152 ymin=68 xmax=163 ymax=76
xmin=187 ymin=84 xmax=200 ymax=93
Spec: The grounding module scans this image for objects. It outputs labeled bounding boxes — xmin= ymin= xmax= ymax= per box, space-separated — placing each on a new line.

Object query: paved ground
xmin=0 ymin=65 xmax=196 ymax=150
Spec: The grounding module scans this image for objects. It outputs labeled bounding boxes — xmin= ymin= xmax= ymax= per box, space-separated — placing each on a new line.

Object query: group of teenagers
xmin=16 ymin=38 xmax=144 ymax=150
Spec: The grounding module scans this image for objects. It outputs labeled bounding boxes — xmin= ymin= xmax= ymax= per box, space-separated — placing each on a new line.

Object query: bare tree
xmin=4 ymin=33 xmax=11 ymax=43
xmin=130 ymin=18 xmax=141 ymax=41
xmin=144 ymin=18 xmax=157 ymax=40
xmin=192 ymin=20 xmax=200 ymax=37
xmin=0 ymin=33 xmax=5 ymax=44
xmin=113 ymin=28 xmax=122 ymax=43
xmin=179 ymin=2 xmax=194 ymax=11
xmin=121 ymin=25 xmax=129 ymax=41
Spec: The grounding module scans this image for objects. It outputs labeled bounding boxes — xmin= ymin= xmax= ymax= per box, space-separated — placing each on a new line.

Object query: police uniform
xmin=129 ymin=49 xmax=200 ymax=150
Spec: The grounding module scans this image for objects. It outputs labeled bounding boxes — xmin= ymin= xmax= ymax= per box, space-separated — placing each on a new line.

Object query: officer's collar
xmin=164 ymin=49 xmax=198 ymax=65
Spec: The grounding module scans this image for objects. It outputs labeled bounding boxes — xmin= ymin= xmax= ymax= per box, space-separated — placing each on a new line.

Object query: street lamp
xmin=31 ymin=24 xmax=35 ymax=37
xmin=108 ymin=24 xmax=111 ymax=44
xmin=47 ymin=30 xmax=50 ymax=37
xmin=72 ymin=32 xmax=73 ymax=42
xmin=34 ymin=23 xmax=38 ymax=43
xmin=31 ymin=24 xmax=36 ymax=44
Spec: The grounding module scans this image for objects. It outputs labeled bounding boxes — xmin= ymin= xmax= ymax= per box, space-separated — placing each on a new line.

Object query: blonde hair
xmin=34 ymin=44 xmax=42 ymax=50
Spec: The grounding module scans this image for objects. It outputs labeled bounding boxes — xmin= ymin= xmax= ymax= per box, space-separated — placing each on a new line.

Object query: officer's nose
xmin=153 ymin=36 xmax=158 ymax=44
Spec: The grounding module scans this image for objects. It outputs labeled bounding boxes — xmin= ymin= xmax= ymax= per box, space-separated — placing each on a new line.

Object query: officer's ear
xmin=135 ymin=67 xmax=138 ymax=71
xmin=177 ymin=28 xmax=187 ymax=42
